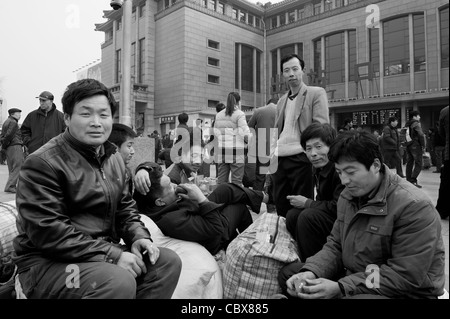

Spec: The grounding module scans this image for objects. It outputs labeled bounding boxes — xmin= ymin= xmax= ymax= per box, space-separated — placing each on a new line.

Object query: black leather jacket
xmin=13 ymin=130 xmax=151 ymax=272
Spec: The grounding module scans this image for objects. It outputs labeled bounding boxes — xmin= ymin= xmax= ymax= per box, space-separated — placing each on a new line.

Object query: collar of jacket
xmin=8 ymin=115 xmax=19 ymax=122
xmin=37 ymin=103 xmax=57 ymax=115
xmin=62 ymin=129 xmax=117 ymax=162
xmin=314 ymin=160 xmax=335 ymax=179
xmin=340 ymin=164 xmax=392 ymax=210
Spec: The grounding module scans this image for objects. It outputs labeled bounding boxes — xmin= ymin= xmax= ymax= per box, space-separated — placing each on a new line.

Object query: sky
xmin=0 ymin=0 xmax=280 ymax=123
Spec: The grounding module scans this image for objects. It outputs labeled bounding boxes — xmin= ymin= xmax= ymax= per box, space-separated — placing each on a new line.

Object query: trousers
xmin=18 ymin=247 xmax=181 ymax=299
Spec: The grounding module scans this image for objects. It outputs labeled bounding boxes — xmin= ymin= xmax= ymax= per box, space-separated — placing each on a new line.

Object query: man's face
xmin=39 ymin=98 xmax=53 ymax=112
xmin=12 ymin=112 xmax=21 ymax=121
xmin=334 ymin=158 xmax=381 ymax=198
xmin=158 ymin=175 xmax=178 ymax=205
xmin=118 ymin=136 xmax=135 ymax=166
xmin=64 ymin=95 xmax=113 ymax=148
xmin=305 ymin=138 xmax=330 ymax=169
xmin=391 ymin=120 xmax=398 ymax=127
xmin=282 ymin=57 xmax=304 ymax=90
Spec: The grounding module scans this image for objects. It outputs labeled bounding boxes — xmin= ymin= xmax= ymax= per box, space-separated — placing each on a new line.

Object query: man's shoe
xmin=411 ymin=182 xmax=422 ymax=188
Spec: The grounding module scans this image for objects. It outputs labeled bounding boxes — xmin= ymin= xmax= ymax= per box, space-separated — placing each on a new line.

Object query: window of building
xmin=440 ymin=7 xmax=449 ymax=68
xmin=279 ymin=13 xmax=286 ymax=25
xmin=208 ymin=0 xmax=215 ymax=10
xmin=298 ymin=9 xmax=305 ymax=20
xmin=314 ymin=3 xmax=321 ymax=15
xmin=239 ymin=11 xmax=246 ymax=23
xmin=413 ymin=14 xmax=425 ymax=72
xmin=232 ymin=8 xmax=238 ymax=20
xmin=235 ymin=44 xmax=261 ymax=92
xmin=369 ymin=28 xmax=380 ymax=76
xmin=115 ymin=49 xmax=121 ymax=84
xmin=335 ymin=0 xmax=343 ymax=8
xmin=202 ymin=0 xmax=207 ymax=7
xmin=208 ymin=39 xmax=220 ymax=50
xmin=139 ymin=2 xmax=145 ymax=17
xmin=208 ymin=57 xmax=220 ymax=67
xmin=289 ymin=11 xmax=296 ymax=23
xmin=313 ymin=39 xmax=321 ymax=74
xmin=348 ymin=30 xmax=357 ymax=81
xmin=325 ymin=32 xmax=345 ymax=84
xmin=217 ymin=2 xmax=225 ymax=14
xmin=248 ymin=14 xmax=254 ymax=26
xmin=116 ymin=18 xmax=122 ymax=31
xmin=131 ymin=42 xmax=136 ymax=78
xmin=208 ymin=75 xmax=220 ymax=84
xmin=324 ymin=0 xmax=332 ymax=12
xmin=383 ymin=16 xmax=409 ymax=76
xmin=208 ymin=100 xmax=220 ymax=108
xmin=271 ymin=16 xmax=277 ymax=28
xmin=255 ymin=17 xmax=261 ymax=28
xmin=164 ymin=0 xmax=170 ymax=9
xmin=138 ymin=38 xmax=145 ymax=83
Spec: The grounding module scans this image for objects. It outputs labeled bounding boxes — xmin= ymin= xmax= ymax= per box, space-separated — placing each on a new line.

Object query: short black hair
xmin=108 ymin=123 xmax=137 ymax=147
xmin=409 ymin=110 xmax=420 ymax=118
xmin=388 ymin=116 xmax=398 ymax=124
xmin=62 ymin=79 xmax=117 ymax=117
xmin=300 ymin=122 xmax=337 ymax=150
xmin=215 ymin=102 xmax=225 ymax=113
xmin=344 ymin=118 xmax=353 ymax=125
xmin=280 ymin=54 xmax=305 ymax=73
xmin=328 ymin=130 xmax=385 ymax=173
xmin=133 ymin=162 xmax=164 ymax=211
xmin=178 ymin=112 xmax=189 ymax=124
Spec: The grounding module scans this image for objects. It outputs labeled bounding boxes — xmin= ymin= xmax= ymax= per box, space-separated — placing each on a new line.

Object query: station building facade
xmin=95 ymin=0 xmax=449 ymax=136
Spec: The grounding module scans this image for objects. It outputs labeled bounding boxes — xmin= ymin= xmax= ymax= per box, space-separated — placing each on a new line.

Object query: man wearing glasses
xmin=20 ymin=91 xmax=66 ymax=155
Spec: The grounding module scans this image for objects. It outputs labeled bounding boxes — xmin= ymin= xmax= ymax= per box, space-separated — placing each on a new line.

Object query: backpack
xmin=222 ymin=213 xmax=300 ymax=299
xmin=0 ymin=202 xmax=19 ymax=299
xmin=399 ymin=126 xmax=413 ymax=147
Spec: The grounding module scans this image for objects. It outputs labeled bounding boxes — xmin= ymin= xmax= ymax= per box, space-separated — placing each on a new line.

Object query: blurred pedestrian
xmin=380 ymin=116 xmax=404 ymax=177
xmin=436 ymin=106 xmax=449 ymax=219
xmin=20 ymin=91 xmax=66 ymax=155
xmin=0 ymin=108 xmax=24 ymax=193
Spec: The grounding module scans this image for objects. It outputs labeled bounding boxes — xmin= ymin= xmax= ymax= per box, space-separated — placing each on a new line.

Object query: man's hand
xmin=116 ymin=251 xmax=146 ymax=278
xmin=286 ymin=195 xmax=309 ymax=209
xmin=286 ymin=271 xmax=316 ymax=297
xmin=177 ymin=183 xmax=208 ymax=203
xmin=132 ymin=238 xmax=159 ymax=265
xmin=134 ymin=169 xmax=151 ymax=195
xmin=288 ymin=274 xmax=342 ymax=299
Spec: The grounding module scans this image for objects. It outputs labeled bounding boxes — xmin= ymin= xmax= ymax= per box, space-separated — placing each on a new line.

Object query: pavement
xmin=1 ymin=162 xmax=448 ymax=292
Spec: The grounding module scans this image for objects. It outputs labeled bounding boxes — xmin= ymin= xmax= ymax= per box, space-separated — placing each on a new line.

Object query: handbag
xmin=222 ymin=212 xmax=299 ymax=299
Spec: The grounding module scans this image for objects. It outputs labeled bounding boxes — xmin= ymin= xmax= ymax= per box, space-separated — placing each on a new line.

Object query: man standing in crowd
xmin=0 ymin=108 xmax=24 ymax=193
xmin=436 ymin=105 xmax=449 ymax=220
xmin=270 ymin=53 xmax=329 ymax=217
xmin=279 ymin=130 xmax=445 ymax=299
xmin=13 ymin=79 xmax=181 ymax=299
xmin=405 ymin=110 xmax=426 ymax=188
xmin=247 ymin=97 xmax=279 ymax=191
xmin=20 ymin=91 xmax=66 ymax=155
xmin=380 ymin=116 xmax=404 ymax=177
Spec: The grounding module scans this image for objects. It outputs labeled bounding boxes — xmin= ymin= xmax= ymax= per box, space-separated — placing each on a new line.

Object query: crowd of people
xmin=0 ymin=53 xmax=448 ymax=299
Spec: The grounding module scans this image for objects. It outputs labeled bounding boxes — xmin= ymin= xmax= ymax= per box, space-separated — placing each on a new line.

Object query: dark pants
xmin=252 ymin=156 xmax=271 ymax=191
xmin=18 ymin=247 xmax=181 ymax=299
xmin=405 ymin=142 xmax=423 ymax=183
xmin=207 ymin=183 xmax=263 ymax=251
xmin=271 ymin=153 xmax=313 ymax=217
xmin=5 ymin=144 xmax=24 ymax=192
xmin=285 ymin=207 xmax=336 ymax=262
xmin=436 ymin=159 xmax=450 ymax=219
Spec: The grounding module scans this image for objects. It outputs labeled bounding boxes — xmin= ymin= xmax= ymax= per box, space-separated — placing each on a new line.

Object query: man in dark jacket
xmin=279 ymin=130 xmax=445 ymax=299
xmin=133 ymin=162 xmax=268 ymax=256
xmin=436 ymin=105 xmax=449 ymax=219
xmin=0 ymin=108 xmax=24 ymax=193
xmin=285 ymin=122 xmax=344 ymax=262
xmin=20 ymin=91 xmax=66 ymax=155
xmin=405 ymin=110 xmax=426 ymax=187
xmin=380 ymin=116 xmax=404 ymax=177
xmin=13 ymin=79 xmax=181 ymax=299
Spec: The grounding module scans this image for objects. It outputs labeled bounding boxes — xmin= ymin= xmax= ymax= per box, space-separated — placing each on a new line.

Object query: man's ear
xmin=372 ymin=158 xmax=382 ymax=172
xmin=155 ymin=198 xmax=166 ymax=207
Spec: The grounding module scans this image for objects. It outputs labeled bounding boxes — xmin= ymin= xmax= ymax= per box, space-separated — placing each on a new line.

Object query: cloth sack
xmin=0 ymin=202 xmax=19 ymax=298
xmin=222 ymin=212 xmax=299 ymax=299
